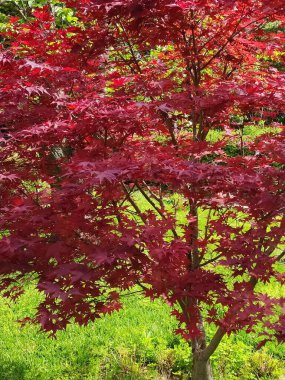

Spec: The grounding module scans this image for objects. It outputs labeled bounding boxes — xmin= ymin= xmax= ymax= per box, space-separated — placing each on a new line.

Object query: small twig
xmin=136 ymin=281 xmax=149 ymax=291
xmin=199 ymin=254 xmax=223 ymax=268
xmin=121 ymin=183 xmax=147 ymax=224
xmin=135 ymin=182 xmax=178 ymax=238
xmin=143 ymin=181 xmax=163 ymax=207
xmin=276 ymin=250 xmax=285 ymax=262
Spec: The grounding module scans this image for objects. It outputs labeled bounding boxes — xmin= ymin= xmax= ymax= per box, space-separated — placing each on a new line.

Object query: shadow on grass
xmin=0 ymin=359 xmax=29 ymax=380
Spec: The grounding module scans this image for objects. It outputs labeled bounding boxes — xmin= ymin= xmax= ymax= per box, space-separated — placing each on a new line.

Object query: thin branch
xmin=117 ymin=21 xmax=142 ymax=74
xmin=158 ymin=109 xmax=179 ymax=148
xmin=204 ymin=209 xmax=212 ymax=240
xmin=276 ymin=250 xmax=285 ymax=262
xmin=111 ymin=200 xmax=122 ymax=225
xmin=121 ymin=183 xmax=146 ymax=224
xmin=143 ymin=181 xmax=163 ymax=208
xmin=136 ymin=281 xmax=149 ymax=291
xmin=135 ymin=182 xmax=178 ymax=238
xmin=115 ymin=21 xmax=178 ymax=148
xmin=201 ymin=16 xmax=244 ymax=70
xmin=116 ymin=50 xmax=136 ymax=74
xmin=120 ymin=290 xmax=144 ymax=297
xmin=199 ymin=254 xmax=223 ymax=268
xmin=119 ymin=183 xmax=136 ymax=206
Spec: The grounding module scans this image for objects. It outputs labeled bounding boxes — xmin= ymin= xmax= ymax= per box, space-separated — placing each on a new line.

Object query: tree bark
xmin=179 ymin=295 xmax=215 ymax=380
xmin=191 ymin=354 xmax=214 ymax=380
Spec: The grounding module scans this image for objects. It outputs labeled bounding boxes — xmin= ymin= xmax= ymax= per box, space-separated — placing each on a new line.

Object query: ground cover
xmin=0 ymin=282 xmax=284 ymax=380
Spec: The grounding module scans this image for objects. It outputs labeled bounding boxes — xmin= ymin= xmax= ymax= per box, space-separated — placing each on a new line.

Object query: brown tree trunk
xmin=178 ymin=295 xmax=214 ymax=380
xmin=191 ymin=354 xmax=213 ymax=380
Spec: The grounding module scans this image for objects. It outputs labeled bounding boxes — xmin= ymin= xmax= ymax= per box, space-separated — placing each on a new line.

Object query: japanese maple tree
xmin=0 ymin=1 xmax=285 ymax=379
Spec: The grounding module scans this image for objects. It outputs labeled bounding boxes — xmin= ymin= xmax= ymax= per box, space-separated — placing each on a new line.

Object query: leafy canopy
xmin=0 ymin=0 xmax=285 ymax=360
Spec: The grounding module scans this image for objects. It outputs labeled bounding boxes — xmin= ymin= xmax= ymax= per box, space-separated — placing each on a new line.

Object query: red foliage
xmin=0 ymin=0 xmax=285 ymax=354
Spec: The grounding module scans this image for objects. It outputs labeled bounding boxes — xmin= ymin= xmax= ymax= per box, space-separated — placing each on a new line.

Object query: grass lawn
xmin=0 ymin=283 xmax=284 ymax=380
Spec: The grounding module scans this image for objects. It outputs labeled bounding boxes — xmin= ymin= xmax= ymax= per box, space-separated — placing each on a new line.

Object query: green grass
xmin=0 ymin=285 xmax=284 ymax=380
xmin=0 ymin=288 xmax=187 ymax=380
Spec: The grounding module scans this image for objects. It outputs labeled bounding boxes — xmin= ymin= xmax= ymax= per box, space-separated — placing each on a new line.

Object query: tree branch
xmin=199 ymin=254 xmax=223 ymax=268
xmin=121 ymin=183 xmax=146 ymax=224
xmin=203 ymin=327 xmax=225 ymax=360
xmin=135 ymin=182 xmax=178 ymax=238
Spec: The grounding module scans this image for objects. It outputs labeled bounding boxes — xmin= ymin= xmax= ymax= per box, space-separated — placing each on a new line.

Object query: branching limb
xmin=202 ymin=327 xmax=225 ymax=360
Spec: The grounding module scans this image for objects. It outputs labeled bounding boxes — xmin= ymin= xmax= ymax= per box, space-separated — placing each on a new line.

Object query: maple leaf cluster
xmin=0 ymin=0 xmax=284 ymax=355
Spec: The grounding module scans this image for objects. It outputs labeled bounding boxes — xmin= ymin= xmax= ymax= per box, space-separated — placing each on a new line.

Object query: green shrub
xmin=239 ymin=350 xmax=284 ymax=380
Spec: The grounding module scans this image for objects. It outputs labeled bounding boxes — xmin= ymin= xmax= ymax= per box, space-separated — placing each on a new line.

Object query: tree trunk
xmin=191 ymin=354 xmax=213 ymax=380
xmin=178 ymin=296 xmax=215 ymax=380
